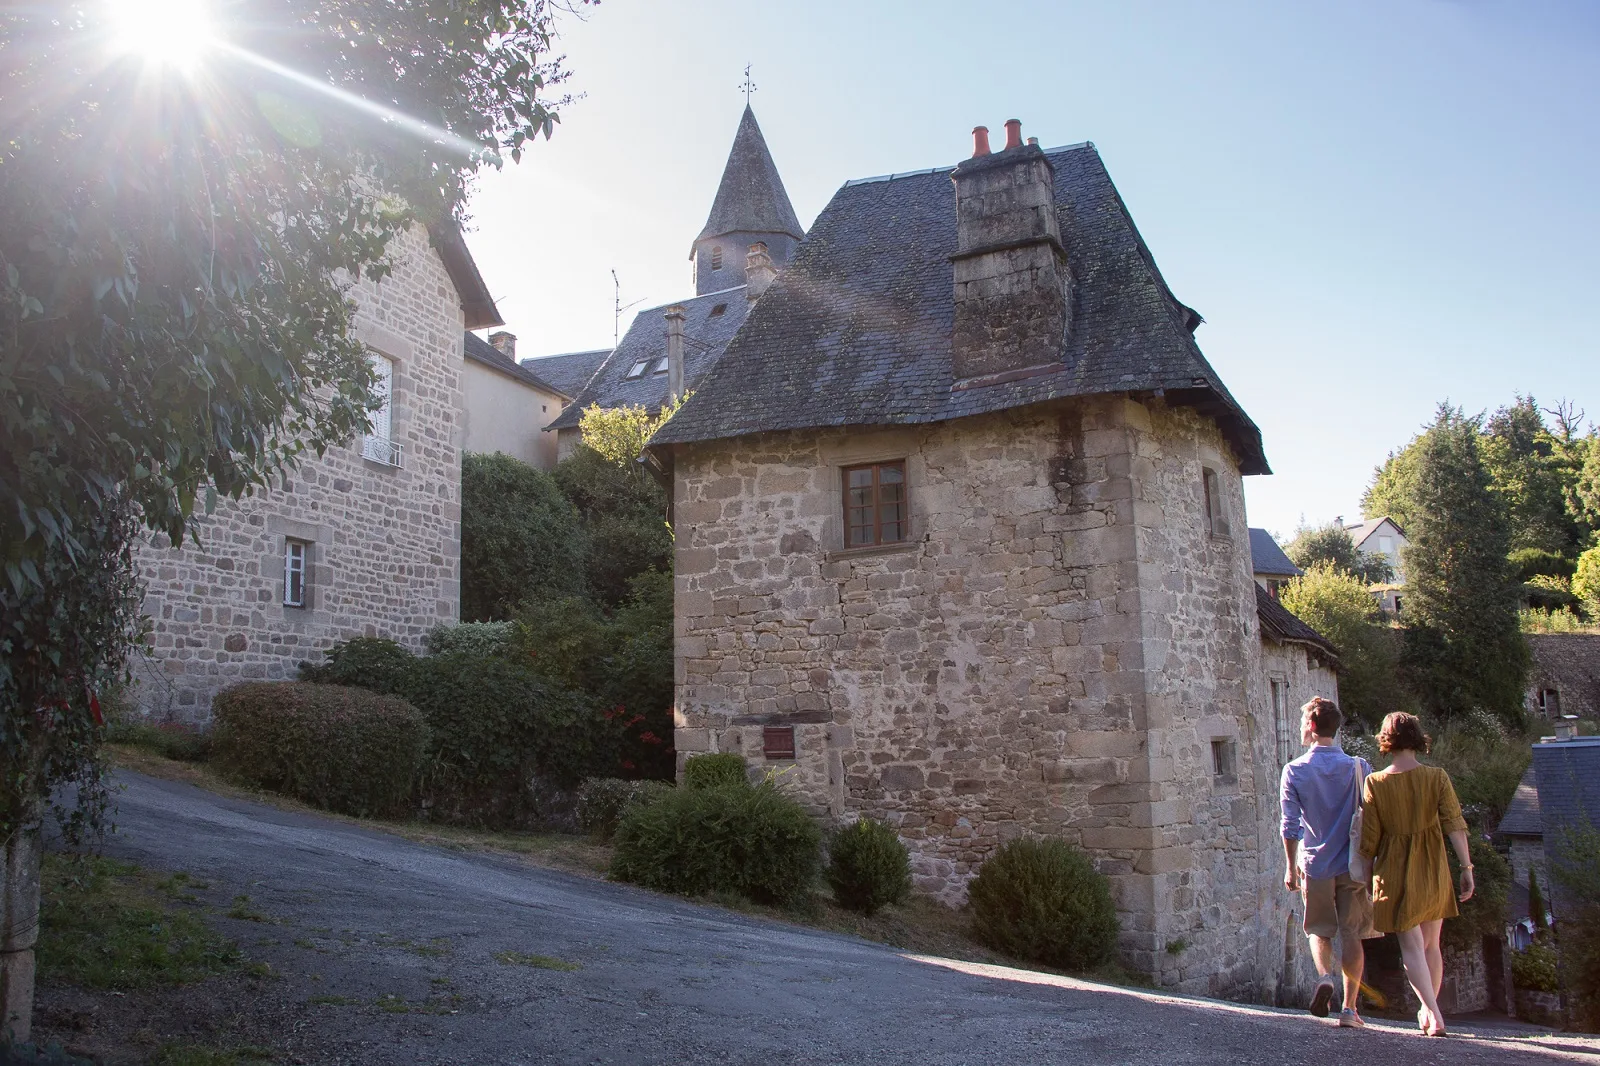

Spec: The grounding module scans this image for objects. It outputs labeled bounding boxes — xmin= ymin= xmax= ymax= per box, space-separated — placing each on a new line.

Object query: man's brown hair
xmin=1377 ymin=711 xmax=1431 ymax=754
xmin=1302 ymin=696 xmax=1342 ymax=738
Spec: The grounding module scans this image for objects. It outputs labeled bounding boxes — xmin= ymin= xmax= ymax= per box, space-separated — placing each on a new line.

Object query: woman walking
xmin=1358 ymin=712 xmax=1474 ymax=1037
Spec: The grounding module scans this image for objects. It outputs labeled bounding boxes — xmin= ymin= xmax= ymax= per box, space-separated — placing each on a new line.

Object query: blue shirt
xmin=1280 ymin=744 xmax=1372 ymax=881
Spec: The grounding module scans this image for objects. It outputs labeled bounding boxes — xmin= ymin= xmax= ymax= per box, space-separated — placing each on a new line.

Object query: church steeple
xmin=691 ymin=105 xmax=804 ymax=295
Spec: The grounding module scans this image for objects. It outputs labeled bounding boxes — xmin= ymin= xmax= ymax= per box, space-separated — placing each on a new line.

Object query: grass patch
xmin=225 ymin=895 xmax=270 ymax=923
xmin=493 ymin=951 xmax=580 ymax=971
xmin=38 ymin=854 xmax=243 ymax=989
xmin=154 ymin=1043 xmax=272 ymax=1066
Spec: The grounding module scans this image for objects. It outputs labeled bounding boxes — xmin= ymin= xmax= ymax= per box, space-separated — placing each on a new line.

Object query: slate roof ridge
xmin=841 ymin=142 xmax=1091 ymax=188
xmin=1496 ymin=764 xmax=1542 ymax=837
xmin=692 ymin=105 xmax=804 ymax=253
xmin=520 ymin=348 xmax=611 ymax=400
xmin=462 ymin=331 xmax=569 ymax=398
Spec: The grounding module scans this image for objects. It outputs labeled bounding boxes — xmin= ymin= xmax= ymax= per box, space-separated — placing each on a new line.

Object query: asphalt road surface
xmin=89 ymin=771 xmax=1596 ymax=1065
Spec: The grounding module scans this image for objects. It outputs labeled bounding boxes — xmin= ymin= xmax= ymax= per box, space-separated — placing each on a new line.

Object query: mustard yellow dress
xmin=1359 ymin=764 xmax=1468 ymax=933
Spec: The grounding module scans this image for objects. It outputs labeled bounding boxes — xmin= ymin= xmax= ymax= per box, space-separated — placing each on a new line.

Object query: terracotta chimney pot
xmin=971 ymin=126 xmax=991 ymax=157
xmin=1004 ymin=119 xmax=1022 ymax=150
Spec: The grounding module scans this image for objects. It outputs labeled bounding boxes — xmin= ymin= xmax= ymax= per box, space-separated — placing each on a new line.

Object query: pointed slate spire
xmin=694 ymin=106 xmax=804 ymax=252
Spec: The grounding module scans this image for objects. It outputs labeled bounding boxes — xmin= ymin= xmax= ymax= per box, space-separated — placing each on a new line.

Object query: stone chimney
xmin=949 ymin=119 xmax=1072 ymax=382
xmin=1555 ymin=715 xmax=1580 ymax=742
xmin=664 ymin=305 xmax=686 ymax=404
xmin=745 ymin=242 xmax=777 ymax=302
xmin=488 ymin=331 xmax=517 ymax=359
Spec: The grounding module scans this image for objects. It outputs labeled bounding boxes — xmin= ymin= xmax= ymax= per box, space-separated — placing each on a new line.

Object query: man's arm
xmin=1280 ymin=764 xmax=1303 ymax=891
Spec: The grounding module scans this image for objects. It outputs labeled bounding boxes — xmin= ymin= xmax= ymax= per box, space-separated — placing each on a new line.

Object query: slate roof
xmin=1345 ymin=517 xmax=1406 ymax=549
xmin=651 ymin=143 xmax=1268 ymax=474
xmin=462 ymin=331 xmax=568 ymax=397
xmin=429 ymin=225 xmax=503 ymax=331
xmin=521 ymin=348 xmax=610 ymax=401
xmin=1256 ymin=584 xmax=1339 ymax=662
xmin=1249 ymin=528 xmax=1303 ymax=578
xmin=1498 ymin=765 xmax=1543 ymax=838
xmin=693 ymin=105 xmax=804 ymax=253
xmin=546 ymin=288 xmax=752 ymax=432
xmin=1532 ymin=738 xmax=1600 ymax=846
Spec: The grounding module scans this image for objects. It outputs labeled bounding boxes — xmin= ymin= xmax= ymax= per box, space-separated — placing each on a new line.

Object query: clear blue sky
xmin=464 ymin=0 xmax=1600 ymax=538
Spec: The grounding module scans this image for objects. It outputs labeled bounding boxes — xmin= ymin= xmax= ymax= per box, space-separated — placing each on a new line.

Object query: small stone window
xmin=709 ymin=303 xmax=727 ymax=317
xmin=763 ymin=726 xmax=795 ymax=761
xmin=710 ymin=246 xmax=723 ymax=271
xmin=283 ymin=538 xmax=310 ymax=608
xmin=1202 ymin=467 xmax=1229 ymax=538
xmin=1271 ymin=680 xmax=1293 ymax=766
xmin=1538 ymin=688 xmax=1562 ymax=717
xmin=1392 ymin=594 xmax=1404 ymax=615
xmin=843 ymin=460 xmax=908 ymax=548
xmin=1210 ymin=738 xmax=1237 ymax=784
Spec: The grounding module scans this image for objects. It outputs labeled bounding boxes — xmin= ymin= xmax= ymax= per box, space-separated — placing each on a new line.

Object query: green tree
xmin=1362 ymin=443 xmax=1424 ymax=532
xmin=1481 ymin=397 xmax=1586 ymax=558
xmin=460 ymin=452 xmax=587 ymax=621
xmin=554 ymin=445 xmax=672 ymax=606
xmin=1575 ymin=546 xmax=1600 ymax=617
xmin=578 ymin=394 xmax=688 ymax=465
xmin=1572 ymin=432 xmax=1600 ymax=536
xmin=1284 ymin=523 xmax=1393 ymax=584
xmin=1279 ymin=564 xmax=1399 ymax=728
xmin=1399 ymin=405 xmax=1529 ymax=725
xmin=1 ymin=0 xmax=582 ymax=1037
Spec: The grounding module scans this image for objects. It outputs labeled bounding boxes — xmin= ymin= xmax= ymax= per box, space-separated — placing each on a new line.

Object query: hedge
xmin=211 ymin=682 xmax=427 ymax=818
xmin=827 ymin=817 xmax=912 ymax=915
xmin=968 ymin=838 xmax=1119 ymax=971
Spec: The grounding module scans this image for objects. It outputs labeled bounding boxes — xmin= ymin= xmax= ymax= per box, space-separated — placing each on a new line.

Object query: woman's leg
xmin=1395 ymin=925 xmax=1446 ymax=1034
xmin=1423 ymin=919 xmax=1445 ymax=1001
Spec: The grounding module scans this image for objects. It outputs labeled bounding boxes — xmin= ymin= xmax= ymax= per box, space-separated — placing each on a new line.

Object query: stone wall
xmin=1524 ymin=633 xmax=1600 ymax=721
xmin=671 ymin=393 xmax=1289 ymax=998
xmin=131 ymin=226 xmax=465 ymax=720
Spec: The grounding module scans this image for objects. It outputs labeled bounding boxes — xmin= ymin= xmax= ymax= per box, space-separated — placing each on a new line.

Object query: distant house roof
xmin=650 ymin=143 xmax=1267 ymax=475
xmin=428 ymin=224 xmax=503 ymax=331
xmin=1345 ymin=517 xmax=1406 ymax=550
xmin=1256 ymin=584 xmax=1339 ymax=663
xmin=547 ymin=288 xmax=752 ymax=432
xmin=1532 ymin=738 xmax=1600 ymax=848
xmin=1249 ymin=528 xmax=1302 ymax=578
xmin=522 ymin=349 xmax=610 ymax=400
xmin=462 ymin=332 xmax=569 ymax=398
xmin=692 ymin=105 xmax=804 ymax=253
xmin=1498 ymin=765 xmax=1543 ymax=838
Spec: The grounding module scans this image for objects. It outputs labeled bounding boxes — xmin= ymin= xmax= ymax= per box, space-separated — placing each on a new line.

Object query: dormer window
xmin=710 ymin=246 xmax=723 ymax=270
xmin=625 ymin=359 xmax=651 ymax=380
xmin=651 ymin=356 xmax=669 ymax=375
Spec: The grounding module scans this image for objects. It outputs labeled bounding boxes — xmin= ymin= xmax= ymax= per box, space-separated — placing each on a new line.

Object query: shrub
xmin=1554 ymin=820 xmax=1600 ymax=1031
xmin=682 ymin=752 xmax=750 ymax=791
xmin=1513 ymin=942 xmax=1560 ymax=993
xmin=297 ymin=637 xmax=413 ymax=693
xmin=400 ymin=653 xmax=614 ymax=825
xmin=826 ymin=817 xmax=912 ymax=915
xmin=424 ymin=621 xmax=517 ymax=657
xmin=210 ymin=682 xmax=427 ymax=818
xmin=1430 ymin=719 xmax=1531 ymax=830
xmin=553 ymin=444 xmax=672 ymax=607
xmin=103 ymin=720 xmax=211 ymax=763
xmin=460 ymin=451 xmax=588 ymax=621
xmin=968 ymin=838 xmax=1120 ymax=972
xmin=1510 ymin=547 xmax=1577 ymax=583
xmin=1443 ymin=835 xmax=1510 ymax=951
xmin=1576 ymin=546 xmax=1600 ymax=617
xmin=576 ymin=777 xmax=673 ymax=840
xmin=610 ymin=779 xmax=822 ymax=906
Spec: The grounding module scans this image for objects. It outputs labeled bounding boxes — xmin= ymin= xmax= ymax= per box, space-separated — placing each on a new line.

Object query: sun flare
xmin=105 ymin=0 xmax=217 ymax=71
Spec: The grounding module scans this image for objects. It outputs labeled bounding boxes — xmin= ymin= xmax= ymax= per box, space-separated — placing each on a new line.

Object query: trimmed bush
xmin=610 ymin=779 xmax=822 ymax=905
xmin=211 ymin=682 xmax=428 ymax=818
xmin=425 ymin=621 xmax=517 ymax=657
xmin=103 ymin=720 xmax=211 ymax=762
xmin=827 ymin=817 xmax=911 ymax=915
xmin=297 ymin=636 xmax=413 ymax=693
xmin=576 ymin=777 xmax=673 ymax=840
xmin=682 ymin=752 xmax=749 ymax=791
xmin=1512 ymin=942 xmax=1560 ymax=993
xmin=968 ymin=838 xmax=1120 ymax=971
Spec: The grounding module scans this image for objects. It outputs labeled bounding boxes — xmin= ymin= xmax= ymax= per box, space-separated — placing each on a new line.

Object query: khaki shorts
xmin=1303 ymin=872 xmax=1378 ymax=940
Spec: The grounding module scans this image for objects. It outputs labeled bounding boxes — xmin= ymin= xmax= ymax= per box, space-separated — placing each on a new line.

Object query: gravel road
xmin=82 ymin=771 xmax=1595 ymax=1065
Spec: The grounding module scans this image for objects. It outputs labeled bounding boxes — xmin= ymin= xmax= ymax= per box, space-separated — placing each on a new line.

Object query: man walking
xmin=1282 ymin=696 xmax=1374 ymax=1027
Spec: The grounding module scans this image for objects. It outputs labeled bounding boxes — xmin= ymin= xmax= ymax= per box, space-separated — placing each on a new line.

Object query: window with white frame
xmin=284 ymin=538 xmax=310 ymax=607
xmin=361 ymin=353 xmax=400 ymax=465
xmin=624 ymin=358 xmax=652 ymax=380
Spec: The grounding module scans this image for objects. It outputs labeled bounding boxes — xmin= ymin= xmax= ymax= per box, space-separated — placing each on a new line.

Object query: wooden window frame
xmin=763 ymin=726 xmax=795 ymax=761
xmin=841 ymin=460 xmax=909 ymax=549
xmin=1271 ymin=680 xmax=1292 ymax=767
xmin=284 ymin=538 xmax=310 ymax=608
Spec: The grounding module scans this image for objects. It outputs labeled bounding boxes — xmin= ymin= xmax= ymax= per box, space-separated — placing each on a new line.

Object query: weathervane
xmin=740 ymin=64 xmax=756 ymax=104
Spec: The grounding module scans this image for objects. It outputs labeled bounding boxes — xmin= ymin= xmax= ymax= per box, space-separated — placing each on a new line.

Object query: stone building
xmin=539 ymin=105 xmax=801 ymax=460
xmin=132 ymin=224 xmax=500 ymax=719
xmin=1524 ymin=632 xmax=1600 ymax=721
xmin=648 ymin=122 xmax=1337 ymax=998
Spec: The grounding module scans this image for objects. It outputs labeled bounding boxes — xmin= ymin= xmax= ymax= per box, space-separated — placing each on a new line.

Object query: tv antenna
xmin=612 ymin=270 xmax=645 ymax=348
xmin=740 ymin=64 xmax=756 ymax=104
